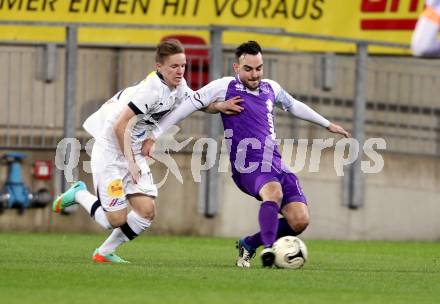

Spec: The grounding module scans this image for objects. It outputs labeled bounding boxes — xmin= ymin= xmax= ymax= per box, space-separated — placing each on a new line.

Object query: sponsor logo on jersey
xmin=192 ymin=92 xmax=204 ymax=108
xmin=261 ymin=82 xmax=270 ymax=95
xmin=108 ymin=198 xmax=125 ymax=207
xmin=135 ymin=130 xmax=147 ymax=138
xmin=235 ymin=83 xmax=246 ymax=92
xmin=107 ymin=179 xmax=125 ymax=198
xmin=266 ymin=99 xmax=276 ymax=140
xmin=151 ymin=109 xmax=171 ymax=121
xmin=143 ymin=109 xmax=171 ymax=125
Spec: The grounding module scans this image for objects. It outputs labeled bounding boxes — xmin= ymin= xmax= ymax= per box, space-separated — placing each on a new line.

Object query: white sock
xmin=126 ymin=210 xmax=152 ymax=234
xmin=93 ymin=207 xmax=112 ymax=230
xmin=75 ymin=190 xmax=96 ymax=214
xmin=74 ymin=189 xmax=112 ymax=229
xmin=98 ymin=211 xmax=152 ymax=255
xmin=98 ymin=228 xmax=128 ymax=255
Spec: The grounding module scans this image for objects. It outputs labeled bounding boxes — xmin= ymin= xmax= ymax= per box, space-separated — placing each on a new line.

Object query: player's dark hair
xmin=235 ymin=41 xmax=262 ymax=61
xmin=155 ymin=39 xmax=185 ymax=63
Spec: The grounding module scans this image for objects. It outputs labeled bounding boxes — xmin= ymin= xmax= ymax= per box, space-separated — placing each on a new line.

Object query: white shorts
xmin=91 ymin=143 xmax=158 ymax=212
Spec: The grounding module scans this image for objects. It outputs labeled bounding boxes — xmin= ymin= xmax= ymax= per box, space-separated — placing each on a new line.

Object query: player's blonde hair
xmin=155 ymin=39 xmax=185 ymax=63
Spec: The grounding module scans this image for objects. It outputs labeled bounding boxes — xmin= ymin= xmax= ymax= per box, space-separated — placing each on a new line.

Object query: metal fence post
xmin=62 ymin=25 xmax=78 ymax=192
xmin=348 ymin=42 xmax=368 ymax=209
xmin=202 ymin=26 xmax=223 ymax=217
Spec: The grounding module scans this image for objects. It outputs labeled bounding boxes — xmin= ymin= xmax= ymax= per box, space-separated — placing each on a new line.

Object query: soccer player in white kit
xmin=411 ymin=0 xmax=440 ymax=57
xmin=52 ymin=40 xmax=193 ymax=263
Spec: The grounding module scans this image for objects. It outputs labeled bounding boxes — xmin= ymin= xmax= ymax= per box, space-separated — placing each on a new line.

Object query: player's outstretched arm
xmin=326 ymin=122 xmax=351 ymax=138
xmin=278 ymin=89 xmax=350 ymax=138
xmin=143 ymin=78 xmax=234 ymax=157
xmin=141 ymin=97 xmax=199 ymax=157
xmin=201 ymin=96 xmax=244 ymax=114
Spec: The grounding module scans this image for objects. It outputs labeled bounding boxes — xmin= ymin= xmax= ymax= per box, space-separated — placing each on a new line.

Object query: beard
xmin=243 ymin=78 xmax=260 ymax=90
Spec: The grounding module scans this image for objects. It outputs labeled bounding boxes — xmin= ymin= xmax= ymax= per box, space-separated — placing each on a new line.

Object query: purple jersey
xmin=153 ymin=76 xmax=330 ymax=159
xmin=153 ymin=75 xmax=330 ymax=204
xmin=221 ymin=77 xmax=282 ymax=173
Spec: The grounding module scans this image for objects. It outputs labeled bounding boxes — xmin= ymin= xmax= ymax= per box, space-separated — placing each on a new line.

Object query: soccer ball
xmin=273 ymin=236 xmax=308 ymax=269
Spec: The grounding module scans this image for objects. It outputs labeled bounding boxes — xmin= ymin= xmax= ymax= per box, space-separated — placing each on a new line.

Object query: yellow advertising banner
xmin=0 ymin=0 xmax=426 ymax=53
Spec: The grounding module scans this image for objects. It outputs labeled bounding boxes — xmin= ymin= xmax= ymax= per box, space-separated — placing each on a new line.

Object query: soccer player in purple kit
xmin=143 ymin=41 xmax=350 ymax=268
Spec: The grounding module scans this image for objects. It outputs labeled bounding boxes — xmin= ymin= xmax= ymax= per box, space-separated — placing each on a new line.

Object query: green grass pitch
xmin=1 ymin=233 xmax=439 ymax=304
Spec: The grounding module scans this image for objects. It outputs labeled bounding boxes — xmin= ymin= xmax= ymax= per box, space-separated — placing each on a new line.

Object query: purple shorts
xmin=231 ymin=165 xmax=307 ymax=209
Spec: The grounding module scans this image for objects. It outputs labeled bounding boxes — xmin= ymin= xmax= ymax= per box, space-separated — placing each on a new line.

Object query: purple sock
xmin=258 ymin=201 xmax=280 ymax=248
xmin=245 ymin=218 xmax=298 ymax=249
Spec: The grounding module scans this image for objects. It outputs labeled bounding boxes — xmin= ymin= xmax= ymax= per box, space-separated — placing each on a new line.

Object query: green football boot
xmin=92 ymin=249 xmax=130 ymax=264
xmin=52 ymin=181 xmax=86 ymax=213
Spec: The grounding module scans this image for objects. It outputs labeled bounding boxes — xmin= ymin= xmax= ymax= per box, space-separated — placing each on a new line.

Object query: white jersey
xmin=84 ymin=71 xmax=192 ymax=205
xmin=83 ymin=71 xmax=192 ymax=155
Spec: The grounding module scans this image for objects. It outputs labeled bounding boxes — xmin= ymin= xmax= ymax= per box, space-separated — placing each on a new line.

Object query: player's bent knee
xmin=106 ymin=213 xmax=128 ymax=228
xmin=138 ymin=208 xmax=155 ymax=221
xmin=271 ymin=190 xmax=284 ymax=203
xmin=259 ymin=182 xmax=283 ymax=203
xmin=292 ymin=220 xmax=309 ymax=233
xmin=285 ymin=212 xmax=310 ymax=233
xmin=262 ymin=189 xmax=283 ymax=203
xmin=109 ymin=218 xmax=127 ymax=228
xmin=296 ymin=215 xmax=310 ymax=232
xmin=133 ymin=201 xmax=156 ymax=220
